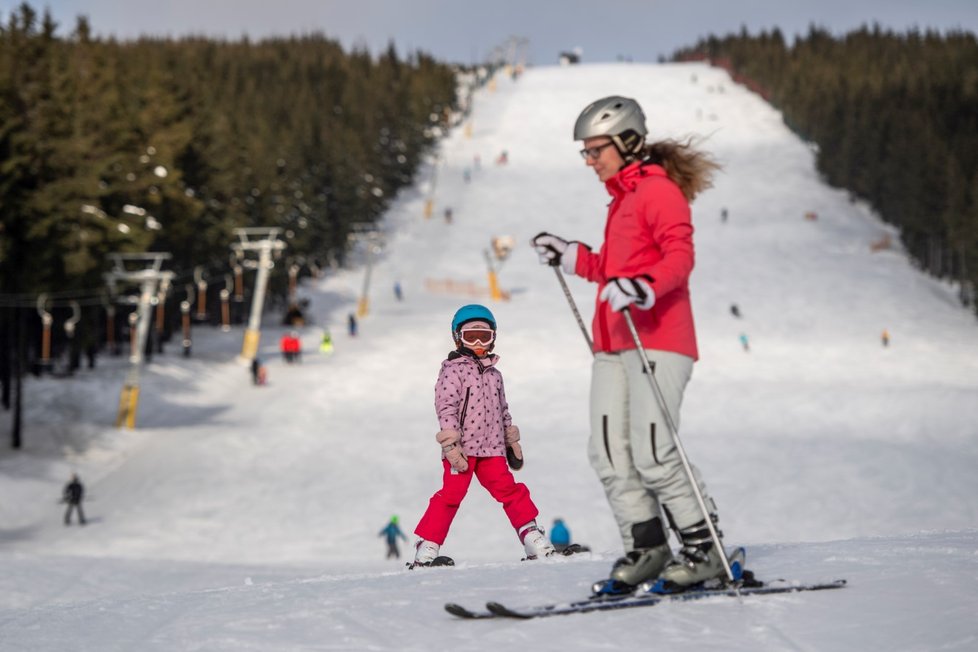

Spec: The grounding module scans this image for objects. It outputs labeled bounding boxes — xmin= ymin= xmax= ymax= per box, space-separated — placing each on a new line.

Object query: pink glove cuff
xmin=504 ymin=425 xmax=521 ymax=445
xmin=436 ymin=429 xmax=461 ymax=447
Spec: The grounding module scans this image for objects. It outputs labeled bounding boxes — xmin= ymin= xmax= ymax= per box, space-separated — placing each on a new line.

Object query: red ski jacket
xmin=574 ymin=161 xmax=698 ymax=360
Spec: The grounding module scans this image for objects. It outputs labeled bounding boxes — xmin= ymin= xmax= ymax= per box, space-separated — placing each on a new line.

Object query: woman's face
xmin=582 ymin=137 xmax=625 ymax=183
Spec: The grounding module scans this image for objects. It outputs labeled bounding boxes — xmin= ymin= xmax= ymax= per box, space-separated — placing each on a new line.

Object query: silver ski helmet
xmin=573 ymin=95 xmax=647 ymax=162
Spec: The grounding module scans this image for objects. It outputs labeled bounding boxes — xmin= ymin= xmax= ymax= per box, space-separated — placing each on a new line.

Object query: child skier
xmin=410 ymin=304 xmax=556 ymax=567
xmin=379 ymin=515 xmax=408 ymax=559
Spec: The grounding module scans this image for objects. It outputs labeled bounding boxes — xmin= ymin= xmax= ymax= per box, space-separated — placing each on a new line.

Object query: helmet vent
xmin=573 ymin=95 xmax=647 ymax=142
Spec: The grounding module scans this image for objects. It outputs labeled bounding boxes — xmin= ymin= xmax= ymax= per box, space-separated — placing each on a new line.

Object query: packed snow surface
xmin=2 ymin=63 xmax=977 ymax=651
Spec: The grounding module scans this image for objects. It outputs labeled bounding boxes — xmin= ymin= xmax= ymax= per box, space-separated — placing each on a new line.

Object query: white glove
xmin=531 ymin=232 xmax=579 ymax=275
xmin=599 ymin=277 xmax=656 ymax=312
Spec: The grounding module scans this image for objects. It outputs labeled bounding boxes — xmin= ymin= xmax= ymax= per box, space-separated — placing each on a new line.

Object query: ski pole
xmin=553 ymin=266 xmax=593 ymax=354
xmin=621 ymin=307 xmax=737 ymax=585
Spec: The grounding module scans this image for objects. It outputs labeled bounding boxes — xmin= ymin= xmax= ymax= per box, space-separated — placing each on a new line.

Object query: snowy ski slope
xmin=2 ymin=62 xmax=977 ymax=651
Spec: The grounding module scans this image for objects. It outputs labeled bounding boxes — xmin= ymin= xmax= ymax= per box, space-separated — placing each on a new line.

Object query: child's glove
xmin=505 ymin=425 xmax=524 ymax=470
xmin=436 ymin=429 xmax=468 ymax=472
xmin=443 ymin=444 xmax=469 ymax=472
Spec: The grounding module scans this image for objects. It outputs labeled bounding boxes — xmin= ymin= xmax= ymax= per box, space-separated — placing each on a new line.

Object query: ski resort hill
xmin=2 ymin=62 xmax=978 ymax=650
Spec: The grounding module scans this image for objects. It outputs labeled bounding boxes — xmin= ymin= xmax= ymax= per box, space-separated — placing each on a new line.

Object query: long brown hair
xmin=642 ymin=138 xmax=721 ymax=202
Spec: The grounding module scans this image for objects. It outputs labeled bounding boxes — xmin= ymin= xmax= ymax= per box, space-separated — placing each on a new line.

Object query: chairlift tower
xmin=104 ymin=252 xmax=174 ymax=429
xmin=484 ymin=235 xmax=515 ymax=302
xmin=348 ymin=224 xmax=384 ymax=318
xmin=231 ymin=228 xmax=286 ymax=361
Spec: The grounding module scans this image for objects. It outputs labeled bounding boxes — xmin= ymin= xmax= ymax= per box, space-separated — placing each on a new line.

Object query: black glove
xmin=504 ymin=426 xmax=524 ymax=470
xmin=506 ymin=444 xmax=524 ymax=470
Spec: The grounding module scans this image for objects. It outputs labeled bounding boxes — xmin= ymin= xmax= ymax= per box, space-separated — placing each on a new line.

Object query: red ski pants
xmin=414 ymin=456 xmax=539 ymax=545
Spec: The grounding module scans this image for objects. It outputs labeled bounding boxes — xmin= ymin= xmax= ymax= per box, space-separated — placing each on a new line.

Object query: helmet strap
xmin=612 ymin=132 xmax=645 ymax=163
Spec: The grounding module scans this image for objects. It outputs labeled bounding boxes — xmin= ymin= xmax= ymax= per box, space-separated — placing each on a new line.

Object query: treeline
xmin=675 ymin=26 xmax=978 ymax=313
xmin=1 ymin=3 xmax=463 ymax=443
xmin=1 ymin=2 xmax=458 ymax=301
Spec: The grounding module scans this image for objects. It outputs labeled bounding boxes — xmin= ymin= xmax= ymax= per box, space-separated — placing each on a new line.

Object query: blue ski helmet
xmin=451 ymin=304 xmax=496 ymax=335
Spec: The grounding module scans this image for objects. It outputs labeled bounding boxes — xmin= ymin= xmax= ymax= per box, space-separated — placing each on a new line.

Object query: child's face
xmin=458 ymin=320 xmax=495 ymax=357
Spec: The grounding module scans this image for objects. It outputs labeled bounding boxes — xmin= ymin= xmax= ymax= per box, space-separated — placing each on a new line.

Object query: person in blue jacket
xmin=550 ymin=518 xmax=571 ymax=552
xmin=379 ymin=515 xmax=408 ymax=559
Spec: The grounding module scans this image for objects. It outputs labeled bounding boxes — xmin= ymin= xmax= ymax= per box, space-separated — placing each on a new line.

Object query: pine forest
xmin=1 ymin=3 xmax=459 ymax=373
xmin=674 ymin=26 xmax=978 ymax=313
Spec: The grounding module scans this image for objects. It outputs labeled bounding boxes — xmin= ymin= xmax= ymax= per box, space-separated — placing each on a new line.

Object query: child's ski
xmin=444 ymin=602 xmax=496 ymax=619
xmin=444 ymin=579 xmax=846 ymax=620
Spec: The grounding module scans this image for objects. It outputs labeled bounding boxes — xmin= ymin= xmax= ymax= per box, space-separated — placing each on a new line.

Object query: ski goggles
xmin=458 ymin=327 xmax=495 ymax=347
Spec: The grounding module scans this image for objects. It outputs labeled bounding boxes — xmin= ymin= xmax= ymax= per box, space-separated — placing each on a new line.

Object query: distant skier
xmin=251 ymin=358 xmax=267 ymax=385
xmin=550 ymin=518 xmax=571 ymax=552
xmin=348 ymin=313 xmax=358 ymax=337
xmin=280 ymin=332 xmax=301 ymax=363
xmin=739 ymin=332 xmax=750 ymax=352
xmin=410 ymin=305 xmax=556 ymax=568
xmin=532 ymin=94 xmax=729 ymax=593
xmin=394 ymin=281 xmax=403 ymax=302
xmin=721 ymin=207 xmax=728 ymax=223
xmin=730 ymin=303 xmax=741 ymax=318
xmin=444 ymin=207 xmax=453 ymax=224
xmin=62 ymin=473 xmax=86 ymax=526
xmin=379 ymin=515 xmax=408 ymax=559
xmin=319 ymin=329 xmax=334 ymax=355
xmin=881 ymin=329 xmax=890 ymax=348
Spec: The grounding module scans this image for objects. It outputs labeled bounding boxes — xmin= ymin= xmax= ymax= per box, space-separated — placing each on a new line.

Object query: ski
xmin=522 ymin=543 xmax=591 ymax=561
xmin=487 ymin=579 xmax=847 ymax=619
xmin=445 ymin=591 xmax=618 ymax=619
xmin=444 ymin=602 xmax=496 ymax=619
xmin=445 ymin=579 xmax=846 ymax=620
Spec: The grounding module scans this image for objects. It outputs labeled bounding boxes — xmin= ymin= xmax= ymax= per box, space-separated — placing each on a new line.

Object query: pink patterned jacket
xmin=434 ymin=352 xmax=512 ymax=457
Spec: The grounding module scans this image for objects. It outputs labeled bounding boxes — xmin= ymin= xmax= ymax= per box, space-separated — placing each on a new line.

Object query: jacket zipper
xmin=459 ymin=387 xmax=471 ymax=433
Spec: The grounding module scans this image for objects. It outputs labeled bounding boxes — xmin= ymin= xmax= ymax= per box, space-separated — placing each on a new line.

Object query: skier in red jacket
xmin=533 ymin=95 xmax=726 ymax=592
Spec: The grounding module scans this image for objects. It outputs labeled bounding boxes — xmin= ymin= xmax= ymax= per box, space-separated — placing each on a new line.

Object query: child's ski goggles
xmin=459 ymin=327 xmax=495 ymax=347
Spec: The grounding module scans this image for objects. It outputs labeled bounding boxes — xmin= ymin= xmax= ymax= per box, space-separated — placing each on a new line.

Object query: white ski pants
xmin=587 ymin=349 xmax=715 ymax=551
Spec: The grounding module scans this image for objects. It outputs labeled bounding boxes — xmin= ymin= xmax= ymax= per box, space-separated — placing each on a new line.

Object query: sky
xmin=13 ymin=0 xmax=978 ymax=64
xmin=3 ymin=59 xmax=978 ymax=649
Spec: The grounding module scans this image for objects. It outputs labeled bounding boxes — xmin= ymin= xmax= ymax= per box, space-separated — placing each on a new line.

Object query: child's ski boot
xmin=408 ymin=539 xmax=455 ymax=569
